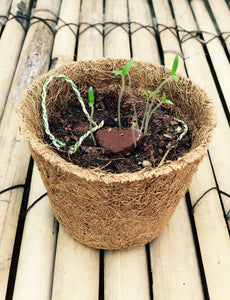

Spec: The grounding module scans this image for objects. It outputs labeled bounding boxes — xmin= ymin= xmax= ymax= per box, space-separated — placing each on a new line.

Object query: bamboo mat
xmin=0 ymin=0 xmax=229 ymax=299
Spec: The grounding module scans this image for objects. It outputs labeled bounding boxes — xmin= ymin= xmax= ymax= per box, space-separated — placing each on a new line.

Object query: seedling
xmin=112 ymin=55 xmax=181 ymax=136
xmin=131 ymin=125 xmax=137 ymax=148
xmin=41 ymin=74 xmax=104 ymax=154
xmin=142 ymin=91 xmax=174 ymax=136
xmin=42 ymin=56 xmax=187 ymax=157
xmin=141 ymin=55 xmax=179 ymax=136
xmin=88 ymin=87 xmax=96 ymax=146
xmin=140 ymin=89 xmax=160 ymax=132
xmin=111 ymin=55 xmax=187 ymax=149
xmin=112 ymin=58 xmax=138 ymax=130
xmin=174 ymin=118 xmax=188 ymax=142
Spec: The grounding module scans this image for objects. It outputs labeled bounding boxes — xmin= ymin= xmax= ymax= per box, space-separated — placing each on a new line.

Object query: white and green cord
xmin=174 ymin=118 xmax=188 ymax=142
xmin=41 ymin=73 xmax=104 ymax=153
xmin=41 ymin=74 xmax=187 ymax=153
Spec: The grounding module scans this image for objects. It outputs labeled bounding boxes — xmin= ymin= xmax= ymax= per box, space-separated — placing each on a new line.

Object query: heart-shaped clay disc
xmin=96 ymin=127 xmax=143 ymax=155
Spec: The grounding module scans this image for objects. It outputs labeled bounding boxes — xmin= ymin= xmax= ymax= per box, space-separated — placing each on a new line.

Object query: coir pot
xmin=18 ymin=58 xmax=217 ymax=250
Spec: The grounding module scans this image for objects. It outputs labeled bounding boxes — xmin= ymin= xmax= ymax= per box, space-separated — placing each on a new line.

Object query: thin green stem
xmin=146 ymin=94 xmax=157 ymax=119
xmin=149 ymin=101 xmax=163 ymax=120
xmin=118 ymin=75 xmax=125 ymax=131
xmin=128 ymin=73 xmax=138 ymax=129
xmin=143 ymin=94 xmax=158 ymax=136
xmin=131 ymin=126 xmax=137 ymax=148
xmin=142 ymin=75 xmax=173 ymax=136
xmin=143 ymin=100 xmax=163 ymax=136
xmin=90 ymin=106 xmax=96 ymax=145
xmin=143 ymin=115 xmax=149 ymax=137
xmin=141 ymin=96 xmax=149 ymax=132
xmin=157 ymin=76 xmax=172 ymax=91
xmin=175 ymin=118 xmax=188 ymax=142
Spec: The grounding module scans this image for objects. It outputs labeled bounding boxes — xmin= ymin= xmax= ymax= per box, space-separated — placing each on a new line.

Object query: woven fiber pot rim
xmin=18 ymin=58 xmax=217 ymax=184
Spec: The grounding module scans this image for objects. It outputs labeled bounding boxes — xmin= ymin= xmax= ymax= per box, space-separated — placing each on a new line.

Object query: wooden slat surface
xmin=104 ymin=248 xmax=150 ymax=300
xmin=104 ymin=0 xmax=130 ymax=58
xmin=0 ymin=1 xmax=61 ymax=298
xmin=170 ymin=0 xmax=230 ymax=299
xmin=207 ymin=0 xmax=230 ymax=53
xmin=129 ymin=0 xmax=160 ymax=63
xmin=104 ymin=1 xmax=150 ymax=299
xmin=189 ymin=0 xmax=230 ymax=227
xmin=77 ymin=0 xmax=103 ymax=60
xmin=150 ymin=1 xmax=205 ymax=299
xmin=189 ymin=157 xmax=230 ymax=300
xmin=52 ymin=1 xmax=100 ymax=299
xmin=171 ymin=0 xmax=230 ymax=224
xmin=0 ymin=0 xmax=13 ymax=34
xmin=0 ymin=0 xmax=32 ymax=118
xmin=12 ymin=166 xmax=57 ymax=299
xmin=52 ymin=0 xmax=80 ymax=64
xmin=0 ymin=0 xmax=229 ymax=299
xmin=191 ymin=0 xmax=230 ymax=112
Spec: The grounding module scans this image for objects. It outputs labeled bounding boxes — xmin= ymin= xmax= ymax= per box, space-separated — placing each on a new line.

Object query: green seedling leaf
xmin=149 ymin=90 xmax=160 ymax=98
xmin=172 ymin=75 xmax=179 ymax=82
xmin=121 ymin=58 xmax=133 ymax=76
xmin=88 ymin=87 xmax=94 ymax=107
xmin=141 ymin=88 xmax=160 ymax=99
xmin=163 ymin=99 xmax=174 ymax=105
xmin=175 ymin=118 xmax=188 ymax=142
xmin=162 ymin=92 xmax=173 ymax=105
xmin=112 ymin=70 xmax=122 ymax=76
xmin=141 ymin=88 xmax=149 ymax=97
xmin=171 ymin=54 xmax=179 ymax=76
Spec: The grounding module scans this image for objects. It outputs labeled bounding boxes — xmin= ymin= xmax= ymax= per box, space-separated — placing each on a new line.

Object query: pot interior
xmin=20 ymin=58 xmax=217 ymax=167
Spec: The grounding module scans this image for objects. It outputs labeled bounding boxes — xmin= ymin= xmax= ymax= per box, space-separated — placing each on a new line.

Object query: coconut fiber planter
xmin=18 ymin=58 xmax=216 ymax=250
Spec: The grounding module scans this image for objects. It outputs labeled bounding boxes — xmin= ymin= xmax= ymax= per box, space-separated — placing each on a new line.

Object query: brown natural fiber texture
xmin=18 ymin=58 xmax=217 ymax=250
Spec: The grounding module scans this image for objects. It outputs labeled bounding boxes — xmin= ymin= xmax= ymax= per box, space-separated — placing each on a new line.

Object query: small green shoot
xmin=121 ymin=57 xmax=133 ymax=76
xmin=128 ymin=72 xmax=139 ymax=129
xmin=143 ymin=91 xmax=174 ymax=136
xmin=131 ymin=126 xmax=137 ymax=148
xmin=142 ymin=55 xmax=179 ymax=136
xmin=171 ymin=54 xmax=178 ymax=76
xmin=174 ymin=118 xmax=188 ymax=142
xmin=110 ymin=54 xmax=187 ymax=149
xmin=112 ymin=58 xmax=138 ymax=130
xmin=140 ymin=88 xmax=160 ymax=132
xmin=88 ymin=87 xmax=96 ymax=146
xmin=162 ymin=92 xmax=174 ymax=105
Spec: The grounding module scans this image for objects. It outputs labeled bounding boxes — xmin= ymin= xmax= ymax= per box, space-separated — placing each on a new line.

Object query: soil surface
xmin=46 ymin=91 xmax=194 ymax=173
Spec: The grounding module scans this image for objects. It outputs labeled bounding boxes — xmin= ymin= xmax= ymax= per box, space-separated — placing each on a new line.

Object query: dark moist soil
xmin=46 ymin=91 xmax=194 ymax=174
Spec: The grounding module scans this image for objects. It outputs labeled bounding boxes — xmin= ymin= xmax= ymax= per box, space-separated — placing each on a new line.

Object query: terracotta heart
xmin=96 ymin=127 xmax=143 ymax=155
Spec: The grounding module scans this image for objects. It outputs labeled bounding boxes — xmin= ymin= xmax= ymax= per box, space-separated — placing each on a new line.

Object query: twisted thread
xmin=41 ymin=73 xmax=104 ymax=152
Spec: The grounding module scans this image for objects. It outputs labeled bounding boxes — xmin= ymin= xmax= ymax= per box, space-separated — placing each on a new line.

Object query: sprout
xmin=141 ymin=55 xmax=179 ymax=136
xmin=112 ymin=58 xmax=138 ymax=130
xmin=88 ymin=87 xmax=96 ymax=146
xmin=111 ymin=55 xmax=188 ymax=145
